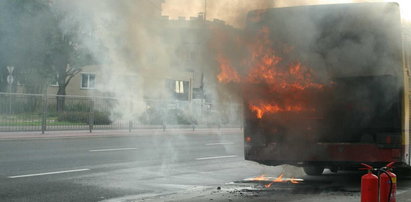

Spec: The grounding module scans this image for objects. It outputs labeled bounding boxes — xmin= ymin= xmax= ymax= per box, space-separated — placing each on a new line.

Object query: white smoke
xmin=51 ymin=0 xmax=189 ymax=121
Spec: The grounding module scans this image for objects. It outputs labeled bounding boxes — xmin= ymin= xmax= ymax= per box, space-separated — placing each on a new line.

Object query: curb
xmin=0 ymin=128 xmax=243 ymax=140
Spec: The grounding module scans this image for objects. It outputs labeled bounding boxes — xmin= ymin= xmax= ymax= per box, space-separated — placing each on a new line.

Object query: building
xmin=10 ymin=3 xmax=240 ymax=105
xmin=160 ymin=13 xmax=240 ymax=102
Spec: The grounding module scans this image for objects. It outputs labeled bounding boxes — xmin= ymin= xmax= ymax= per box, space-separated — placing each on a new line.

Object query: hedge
xmin=57 ymin=111 xmax=112 ymax=125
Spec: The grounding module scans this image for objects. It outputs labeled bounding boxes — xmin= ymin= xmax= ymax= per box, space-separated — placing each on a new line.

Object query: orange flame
xmin=216 ymin=56 xmax=240 ymax=83
xmin=249 ymin=103 xmax=313 ymax=119
xmin=248 ymin=174 xmax=302 ymax=188
xmin=250 ymin=175 xmax=269 ymax=181
xmin=215 ymin=26 xmax=325 ymax=119
xmin=290 ymin=177 xmax=300 ymax=184
xmin=245 ymin=136 xmax=252 ymax=142
xmin=264 ymin=182 xmax=273 ymax=188
xmin=273 ymin=174 xmax=284 ymax=182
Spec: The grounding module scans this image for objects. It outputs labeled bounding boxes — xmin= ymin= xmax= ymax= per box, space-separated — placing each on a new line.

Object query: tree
xmin=0 ymin=0 xmax=94 ymax=111
xmin=48 ymin=20 xmax=93 ymax=112
xmin=51 ymin=35 xmax=91 ymax=112
xmin=0 ymin=0 xmax=55 ymax=93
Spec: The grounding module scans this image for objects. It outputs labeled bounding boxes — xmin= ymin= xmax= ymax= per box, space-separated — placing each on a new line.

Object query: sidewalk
xmin=0 ymin=128 xmax=243 ymax=140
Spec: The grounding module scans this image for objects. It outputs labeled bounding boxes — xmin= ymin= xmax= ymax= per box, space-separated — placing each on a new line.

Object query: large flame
xmin=216 ymin=26 xmax=324 ymax=119
xmin=216 ymin=55 xmax=241 ymax=83
xmin=249 ymin=103 xmax=308 ymax=119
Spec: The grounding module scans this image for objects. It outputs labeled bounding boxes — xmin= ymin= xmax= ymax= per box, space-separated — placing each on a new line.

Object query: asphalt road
xmin=1 ymin=129 xmax=411 ymax=202
xmin=0 ymin=129 xmax=254 ymax=201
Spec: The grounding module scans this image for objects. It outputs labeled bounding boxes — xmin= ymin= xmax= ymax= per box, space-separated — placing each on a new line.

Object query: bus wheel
xmin=303 ymin=166 xmax=324 ymax=176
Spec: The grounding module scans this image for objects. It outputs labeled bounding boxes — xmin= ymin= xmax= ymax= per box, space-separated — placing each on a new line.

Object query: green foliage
xmin=138 ymin=108 xmax=162 ymax=125
xmin=48 ymin=100 xmax=92 ymax=111
xmin=0 ymin=95 xmax=43 ymax=113
xmin=64 ymin=102 xmax=92 ymax=112
xmin=0 ymin=0 xmax=56 ymax=93
xmin=0 ymin=0 xmax=94 ymax=93
xmin=166 ymin=109 xmax=197 ymax=125
xmin=57 ymin=111 xmax=111 ymax=125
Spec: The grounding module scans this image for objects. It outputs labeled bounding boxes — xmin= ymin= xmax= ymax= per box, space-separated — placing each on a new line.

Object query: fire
xmin=264 ymin=182 xmax=273 ymax=188
xmin=246 ymin=61 xmax=323 ymax=92
xmin=250 ymin=175 xmax=269 ymax=181
xmin=249 ymin=103 xmax=309 ymax=119
xmin=216 ymin=25 xmax=325 ymax=119
xmin=290 ymin=177 xmax=300 ymax=184
xmin=216 ymin=56 xmax=240 ymax=83
xmin=245 ymin=136 xmax=252 ymax=142
xmin=273 ymin=174 xmax=284 ymax=182
xmin=263 ymin=174 xmax=288 ymax=188
xmin=248 ymin=174 xmax=302 ymax=188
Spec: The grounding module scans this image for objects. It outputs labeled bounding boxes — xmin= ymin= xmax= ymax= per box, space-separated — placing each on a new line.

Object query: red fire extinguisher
xmin=361 ymin=163 xmax=378 ymax=202
xmin=379 ymin=162 xmax=397 ymax=202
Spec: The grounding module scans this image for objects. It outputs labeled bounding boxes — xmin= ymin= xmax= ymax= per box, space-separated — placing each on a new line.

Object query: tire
xmin=303 ymin=166 xmax=324 ymax=176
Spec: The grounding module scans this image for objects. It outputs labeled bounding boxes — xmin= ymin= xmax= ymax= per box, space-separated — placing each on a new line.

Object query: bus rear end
xmin=243 ymin=2 xmax=410 ymax=174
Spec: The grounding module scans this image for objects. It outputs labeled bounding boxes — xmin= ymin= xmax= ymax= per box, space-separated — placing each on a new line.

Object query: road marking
xmin=196 ymin=155 xmax=237 ymax=160
xmin=205 ymin=142 xmax=234 ymax=146
xmin=89 ymin=147 xmax=137 ymax=152
xmin=8 ymin=168 xmax=90 ymax=179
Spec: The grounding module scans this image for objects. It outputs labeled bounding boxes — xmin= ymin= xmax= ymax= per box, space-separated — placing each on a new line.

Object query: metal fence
xmin=0 ymin=92 xmax=242 ymax=132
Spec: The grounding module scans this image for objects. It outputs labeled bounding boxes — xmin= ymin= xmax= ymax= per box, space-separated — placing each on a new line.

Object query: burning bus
xmin=217 ymin=2 xmax=410 ymax=175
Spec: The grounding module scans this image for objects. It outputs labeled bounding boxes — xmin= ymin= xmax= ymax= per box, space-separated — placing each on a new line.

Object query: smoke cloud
xmin=46 ymin=0 xmax=408 ymax=127
xmin=51 ymin=1 xmax=163 ymax=121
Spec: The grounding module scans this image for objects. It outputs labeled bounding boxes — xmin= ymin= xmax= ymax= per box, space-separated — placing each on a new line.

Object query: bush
xmin=57 ymin=111 xmax=112 ymax=125
xmin=139 ymin=108 xmax=197 ymax=125
xmin=93 ymin=112 xmax=112 ymax=125
xmin=139 ymin=108 xmax=163 ymax=125
xmin=166 ymin=109 xmax=197 ymax=125
xmin=64 ymin=102 xmax=92 ymax=112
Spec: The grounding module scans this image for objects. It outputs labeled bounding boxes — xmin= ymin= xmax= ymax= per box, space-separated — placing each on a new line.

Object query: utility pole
xmin=202 ymin=0 xmax=207 ymax=124
xmin=204 ymin=0 xmax=207 ymax=21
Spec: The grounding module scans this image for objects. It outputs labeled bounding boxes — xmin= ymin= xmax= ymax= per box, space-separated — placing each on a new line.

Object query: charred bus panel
xmin=243 ymin=3 xmax=410 ymax=173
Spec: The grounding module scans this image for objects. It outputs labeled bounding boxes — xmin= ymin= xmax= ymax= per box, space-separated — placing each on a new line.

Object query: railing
xmin=0 ymin=92 xmax=242 ymax=133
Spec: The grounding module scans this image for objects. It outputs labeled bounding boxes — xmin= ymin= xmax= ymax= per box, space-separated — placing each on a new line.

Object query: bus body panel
xmin=243 ymin=2 xmax=410 ymax=168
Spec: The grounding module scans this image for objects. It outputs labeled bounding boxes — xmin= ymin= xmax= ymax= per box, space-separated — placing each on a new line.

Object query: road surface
xmin=1 ymin=129 xmax=411 ymax=202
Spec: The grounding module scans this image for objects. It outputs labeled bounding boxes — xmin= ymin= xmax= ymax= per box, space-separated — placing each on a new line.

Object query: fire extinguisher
xmin=360 ymin=163 xmax=378 ymax=202
xmin=379 ymin=162 xmax=397 ymax=202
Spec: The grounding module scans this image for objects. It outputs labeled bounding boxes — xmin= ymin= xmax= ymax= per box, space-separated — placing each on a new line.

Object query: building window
xmin=175 ymin=80 xmax=184 ymax=94
xmin=168 ymin=79 xmax=189 ymax=100
xmin=50 ymin=74 xmax=59 ymax=86
xmin=81 ymin=73 xmax=95 ymax=89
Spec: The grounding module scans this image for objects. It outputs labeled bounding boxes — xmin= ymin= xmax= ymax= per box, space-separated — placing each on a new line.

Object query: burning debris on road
xmin=245 ymin=174 xmax=303 ymax=188
xmin=196 ymin=170 xmax=362 ymax=202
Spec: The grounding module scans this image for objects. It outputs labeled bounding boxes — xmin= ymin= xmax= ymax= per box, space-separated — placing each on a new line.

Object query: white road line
xmin=196 ymin=155 xmax=237 ymax=160
xmin=8 ymin=168 xmax=90 ymax=179
xmin=89 ymin=147 xmax=137 ymax=152
xmin=205 ymin=142 xmax=234 ymax=146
